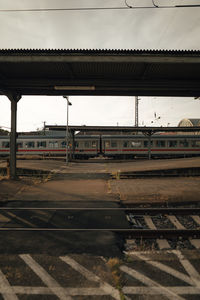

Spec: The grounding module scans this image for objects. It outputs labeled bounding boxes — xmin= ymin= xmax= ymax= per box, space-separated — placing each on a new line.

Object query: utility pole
xmin=63 ymin=96 xmax=72 ymax=165
xmin=43 ymin=121 xmax=46 ymax=135
xmin=135 ymin=96 xmax=139 ymax=127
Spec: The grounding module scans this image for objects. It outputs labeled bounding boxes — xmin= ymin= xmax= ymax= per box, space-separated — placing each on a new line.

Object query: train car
xmin=74 ymin=135 xmax=100 ymax=159
xmin=0 ymin=135 xmax=100 ymax=159
xmin=1 ymin=134 xmax=200 ymax=159
xmin=101 ymin=134 xmax=200 ymax=158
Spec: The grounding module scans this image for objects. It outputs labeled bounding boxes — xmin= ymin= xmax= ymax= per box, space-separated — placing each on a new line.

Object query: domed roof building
xmin=178 ymin=119 xmax=200 ymax=127
xmin=178 ymin=118 xmax=200 ymax=135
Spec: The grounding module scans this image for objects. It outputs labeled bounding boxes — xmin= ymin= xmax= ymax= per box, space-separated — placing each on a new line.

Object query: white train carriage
xmin=0 ymin=135 xmax=100 ymax=158
xmin=1 ymin=134 xmax=200 ymax=159
xmin=101 ymin=135 xmax=200 ymax=158
xmin=74 ymin=135 xmax=100 ymax=159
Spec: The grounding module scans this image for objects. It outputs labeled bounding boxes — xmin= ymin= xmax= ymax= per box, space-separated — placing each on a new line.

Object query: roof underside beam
xmin=0 ymin=80 xmax=199 ymax=96
xmin=0 ymin=54 xmax=200 ymax=63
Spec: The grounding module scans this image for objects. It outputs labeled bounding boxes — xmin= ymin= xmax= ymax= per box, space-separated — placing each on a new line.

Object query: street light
xmin=63 ymin=96 xmax=72 ymax=164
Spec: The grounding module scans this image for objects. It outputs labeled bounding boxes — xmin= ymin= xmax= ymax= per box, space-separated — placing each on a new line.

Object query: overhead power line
xmin=0 ymin=2 xmax=200 ymax=13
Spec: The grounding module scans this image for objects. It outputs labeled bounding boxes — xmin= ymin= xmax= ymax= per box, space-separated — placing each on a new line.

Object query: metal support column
xmin=135 ymin=96 xmax=139 ymax=127
xmin=72 ymin=130 xmax=75 ymax=159
xmin=8 ymin=92 xmax=21 ymax=179
xmin=143 ymin=131 xmax=154 ymax=160
xmin=148 ymin=134 xmax=152 ymax=160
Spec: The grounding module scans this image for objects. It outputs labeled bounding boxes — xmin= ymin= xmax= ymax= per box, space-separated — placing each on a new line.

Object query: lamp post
xmin=63 ymin=96 xmax=72 ymax=164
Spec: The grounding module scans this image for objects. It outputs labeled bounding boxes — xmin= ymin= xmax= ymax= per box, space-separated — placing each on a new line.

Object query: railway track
xmin=0 ymin=207 xmax=199 ymax=241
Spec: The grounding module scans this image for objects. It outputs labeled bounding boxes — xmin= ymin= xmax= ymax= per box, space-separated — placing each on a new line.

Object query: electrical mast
xmin=135 ymin=96 xmax=139 ymax=126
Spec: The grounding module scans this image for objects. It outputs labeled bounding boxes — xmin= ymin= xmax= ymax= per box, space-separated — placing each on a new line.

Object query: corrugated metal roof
xmin=0 ymin=48 xmax=200 ymax=55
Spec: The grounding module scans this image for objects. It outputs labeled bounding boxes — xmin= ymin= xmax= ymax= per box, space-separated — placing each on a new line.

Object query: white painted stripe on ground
xmin=0 ymin=285 xmax=199 ymax=296
xmin=123 ymin=286 xmax=200 ymax=295
xmin=20 ymin=254 xmax=72 ymax=300
xmin=157 ymin=239 xmax=171 ymax=250
xmin=166 ymin=215 xmax=185 ymax=230
xmin=166 ymin=214 xmax=200 ymax=249
xmin=132 ymin=252 xmax=194 ymax=285
xmin=52 ymin=169 xmax=61 ymax=173
xmin=120 ymin=265 xmax=184 ymax=300
xmin=144 ymin=216 xmax=171 ymax=250
xmin=0 ymin=270 xmax=19 ymax=300
xmin=0 ymin=214 xmax=10 ymax=222
xmin=172 ymin=250 xmax=200 ymax=287
xmin=6 ymin=212 xmax=36 ymax=228
xmin=143 ymin=216 xmax=157 ymax=229
xmin=192 ymin=215 xmax=200 ymax=226
xmin=11 ymin=286 xmax=110 ymax=295
xmin=60 ymin=255 xmax=121 ymax=300
xmin=190 ymin=239 xmax=200 ymax=249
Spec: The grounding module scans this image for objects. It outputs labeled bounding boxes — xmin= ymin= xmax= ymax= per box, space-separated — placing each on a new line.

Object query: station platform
xmin=0 ymin=157 xmax=200 ymax=205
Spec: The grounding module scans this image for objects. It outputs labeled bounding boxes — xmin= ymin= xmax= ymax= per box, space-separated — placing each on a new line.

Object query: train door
xmin=101 ymin=136 xmax=107 ymax=156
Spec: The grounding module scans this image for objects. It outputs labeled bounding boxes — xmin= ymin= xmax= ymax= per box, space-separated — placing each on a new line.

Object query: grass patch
xmin=106 ymin=258 xmax=126 ymax=299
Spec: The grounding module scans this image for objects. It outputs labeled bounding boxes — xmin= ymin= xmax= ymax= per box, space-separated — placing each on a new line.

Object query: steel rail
xmin=0 ymin=228 xmax=199 ymax=238
xmin=0 ymin=207 xmax=200 ymax=215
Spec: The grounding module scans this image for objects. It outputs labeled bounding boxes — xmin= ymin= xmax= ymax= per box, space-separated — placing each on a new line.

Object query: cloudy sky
xmin=0 ymin=0 xmax=200 ymax=131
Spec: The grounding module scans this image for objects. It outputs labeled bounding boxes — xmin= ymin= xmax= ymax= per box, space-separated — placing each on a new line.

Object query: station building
xmin=178 ymin=119 xmax=200 ymax=135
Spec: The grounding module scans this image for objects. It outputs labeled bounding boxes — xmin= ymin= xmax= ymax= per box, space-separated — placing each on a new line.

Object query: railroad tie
xmin=167 ymin=215 xmax=200 ymax=249
xmin=143 ymin=216 xmax=171 ymax=250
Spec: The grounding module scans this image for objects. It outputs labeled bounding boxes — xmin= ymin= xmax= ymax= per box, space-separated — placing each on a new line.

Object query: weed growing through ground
xmin=106 ymin=258 xmax=126 ymax=299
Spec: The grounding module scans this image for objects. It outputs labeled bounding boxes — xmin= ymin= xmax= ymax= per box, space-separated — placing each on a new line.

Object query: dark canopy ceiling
xmin=0 ymin=49 xmax=200 ymax=97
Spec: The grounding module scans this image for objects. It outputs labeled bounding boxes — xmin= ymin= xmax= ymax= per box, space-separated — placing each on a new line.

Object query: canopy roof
xmin=45 ymin=125 xmax=200 ymax=133
xmin=0 ymin=49 xmax=200 ymax=97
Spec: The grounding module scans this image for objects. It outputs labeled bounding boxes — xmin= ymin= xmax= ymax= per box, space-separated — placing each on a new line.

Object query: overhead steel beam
xmin=0 ymin=79 xmax=200 ymax=97
xmin=1 ymin=79 xmax=199 ymax=87
xmin=0 ymin=54 xmax=200 ymax=63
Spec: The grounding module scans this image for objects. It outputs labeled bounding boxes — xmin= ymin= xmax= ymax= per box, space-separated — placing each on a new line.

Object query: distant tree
xmin=0 ymin=128 xmax=9 ymax=135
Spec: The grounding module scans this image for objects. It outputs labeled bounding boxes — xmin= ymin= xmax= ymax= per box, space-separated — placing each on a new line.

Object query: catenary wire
xmin=0 ymin=3 xmax=200 ymax=13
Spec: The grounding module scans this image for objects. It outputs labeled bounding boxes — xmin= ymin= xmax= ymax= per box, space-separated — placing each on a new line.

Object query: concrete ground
xmin=1 ymin=157 xmax=199 ymax=204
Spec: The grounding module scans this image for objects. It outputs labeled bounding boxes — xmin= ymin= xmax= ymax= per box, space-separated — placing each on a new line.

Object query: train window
xmin=84 ymin=141 xmax=90 ymax=148
xmin=61 ymin=141 xmax=66 ymax=148
xmin=123 ymin=141 xmax=129 ymax=148
xmin=92 ymin=141 xmax=97 ymax=148
xmin=105 ymin=141 xmax=110 ymax=148
xmin=192 ymin=140 xmax=200 ymax=147
xmin=131 ymin=141 xmax=142 ymax=148
xmin=37 ymin=141 xmax=46 ymax=148
xmin=25 ymin=141 xmax=35 ymax=148
xmin=17 ymin=142 xmax=23 ymax=148
xmin=75 ymin=141 xmax=79 ymax=148
xmin=49 ymin=141 xmax=58 ymax=148
xmin=179 ymin=140 xmax=189 ymax=147
xmin=144 ymin=140 xmax=153 ymax=147
xmin=111 ymin=141 xmax=117 ymax=148
xmin=168 ymin=140 xmax=177 ymax=147
xmin=156 ymin=140 xmax=166 ymax=147
xmin=2 ymin=141 xmax=9 ymax=148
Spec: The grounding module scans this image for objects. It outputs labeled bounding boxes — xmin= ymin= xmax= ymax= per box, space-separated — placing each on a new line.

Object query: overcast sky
xmin=0 ymin=0 xmax=200 ymax=131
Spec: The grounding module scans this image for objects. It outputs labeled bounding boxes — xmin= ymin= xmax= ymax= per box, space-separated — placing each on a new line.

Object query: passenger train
xmin=0 ymin=134 xmax=200 ymax=159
